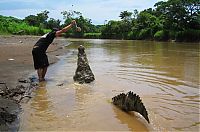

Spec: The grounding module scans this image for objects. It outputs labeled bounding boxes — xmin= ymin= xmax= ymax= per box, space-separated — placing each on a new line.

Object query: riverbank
xmin=0 ymin=35 xmax=69 ymax=131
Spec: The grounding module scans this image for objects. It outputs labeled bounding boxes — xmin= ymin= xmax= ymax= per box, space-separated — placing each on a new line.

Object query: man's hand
xmin=71 ymin=20 xmax=76 ymax=26
xmin=76 ymin=27 xmax=81 ymax=32
xmin=71 ymin=20 xmax=81 ymax=32
xmin=55 ymin=20 xmax=80 ymax=37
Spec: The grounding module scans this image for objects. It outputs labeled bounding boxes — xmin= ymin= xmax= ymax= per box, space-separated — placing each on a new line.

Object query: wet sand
xmin=0 ymin=35 xmax=69 ymax=88
xmin=0 ymin=35 xmax=69 ymax=131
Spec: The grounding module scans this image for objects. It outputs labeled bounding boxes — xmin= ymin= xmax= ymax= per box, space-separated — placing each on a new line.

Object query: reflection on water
xmin=112 ymin=105 xmax=149 ymax=131
xmin=20 ymin=39 xmax=199 ymax=131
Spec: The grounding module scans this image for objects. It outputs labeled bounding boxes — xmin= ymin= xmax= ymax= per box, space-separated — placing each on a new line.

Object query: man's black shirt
xmin=34 ymin=31 xmax=56 ymax=52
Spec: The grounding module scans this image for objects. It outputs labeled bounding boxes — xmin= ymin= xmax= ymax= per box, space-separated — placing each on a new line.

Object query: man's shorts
xmin=32 ymin=48 xmax=49 ymax=69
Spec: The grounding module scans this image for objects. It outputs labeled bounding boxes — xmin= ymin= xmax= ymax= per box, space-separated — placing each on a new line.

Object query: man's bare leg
xmin=37 ymin=68 xmax=44 ymax=82
xmin=42 ymin=67 xmax=48 ymax=80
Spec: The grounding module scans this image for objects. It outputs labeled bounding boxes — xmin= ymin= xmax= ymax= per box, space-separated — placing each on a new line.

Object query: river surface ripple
xmin=20 ymin=39 xmax=200 ymax=131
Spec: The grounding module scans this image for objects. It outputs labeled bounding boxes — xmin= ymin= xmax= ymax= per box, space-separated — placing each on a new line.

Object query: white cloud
xmin=0 ymin=9 xmax=41 ymax=19
xmin=0 ymin=0 xmax=161 ymax=25
xmin=0 ymin=0 xmax=37 ymax=3
xmin=66 ymin=0 xmax=160 ymax=24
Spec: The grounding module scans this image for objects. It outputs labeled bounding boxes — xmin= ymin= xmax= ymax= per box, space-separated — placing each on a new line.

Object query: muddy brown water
xmin=19 ymin=39 xmax=200 ymax=131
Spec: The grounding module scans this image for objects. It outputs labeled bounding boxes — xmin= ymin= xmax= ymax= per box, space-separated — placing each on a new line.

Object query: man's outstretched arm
xmin=55 ymin=20 xmax=77 ymax=37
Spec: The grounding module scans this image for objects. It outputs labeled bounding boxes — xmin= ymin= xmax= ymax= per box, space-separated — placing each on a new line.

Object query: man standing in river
xmin=32 ymin=20 xmax=81 ymax=82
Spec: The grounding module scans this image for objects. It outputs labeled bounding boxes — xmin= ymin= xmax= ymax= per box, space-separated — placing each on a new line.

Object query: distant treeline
xmin=0 ymin=0 xmax=199 ymax=42
xmin=101 ymin=0 xmax=200 ymax=42
xmin=0 ymin=15 xmax=50 ymax=35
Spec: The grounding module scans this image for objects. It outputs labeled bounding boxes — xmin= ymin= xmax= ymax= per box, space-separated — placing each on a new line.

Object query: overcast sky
xmin=0 ymin=0 xmax=160 ymax=25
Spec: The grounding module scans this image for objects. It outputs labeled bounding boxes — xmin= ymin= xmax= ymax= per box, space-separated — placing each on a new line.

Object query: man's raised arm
xmin=55 ymin=20 xmax=78 ymax=37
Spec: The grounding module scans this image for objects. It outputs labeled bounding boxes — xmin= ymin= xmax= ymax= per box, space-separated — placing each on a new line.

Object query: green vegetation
xmin=0 ymin=15 xmax=49 ymax=35
xmin=0 ymin=0 xmax=199 ymax=42
xmin=101 ymin=0 xmax=200 ymax=42
xmin=84 ymin=33 xmax=101 ymax=39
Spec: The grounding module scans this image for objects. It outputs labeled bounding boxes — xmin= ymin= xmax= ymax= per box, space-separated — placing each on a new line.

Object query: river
xmin=20 ymin=39 xmax=200 ymax=131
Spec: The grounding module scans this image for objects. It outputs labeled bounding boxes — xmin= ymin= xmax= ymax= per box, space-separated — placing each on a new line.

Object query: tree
xmin=133 ymin=9 xmax=139 ymax=19
xmin=36 ymin=10 xmax=49 ymax=28
xmin=46 ymin=18 xmax=61 ymax=29
xmin=24 ymin=10 xmax=49 ymax=28
xmin=119 ymin=11 xmax=133 ymax=21
xmin=61 ymin=10 xmax=98 ymax=38
xmin=61 ymin=10 xmax=82 ymax=25
xmin=154 ymin=0 xmax=200 ymax=30
xmin=183 ymin=0 xmax=200 ymax=29
xmin=101 ymin=20 xmax=122 ymax=39
xmin=24 ymin=15 xmax=38 ymax=26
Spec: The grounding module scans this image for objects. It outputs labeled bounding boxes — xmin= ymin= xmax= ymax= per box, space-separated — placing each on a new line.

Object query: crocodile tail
xmin=112 ymin=93 xmax=127 ymax=110
xmin=126 ymin=91 xmax=150 ymax=123
xmin=112 ymin=91 xmax=150 ymax=123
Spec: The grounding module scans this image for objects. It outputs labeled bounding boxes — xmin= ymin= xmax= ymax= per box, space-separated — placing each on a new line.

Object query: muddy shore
xmin=0 ymin=35 xmax=69 ymax=131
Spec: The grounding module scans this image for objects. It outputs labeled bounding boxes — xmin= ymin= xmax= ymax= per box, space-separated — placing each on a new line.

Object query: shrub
xmin=169 ymin=31 xmax=176 ymax=40
xmin=138 ymin=28 xmax=151 ymax=39
xmin=0 ymin=15 xmax=48 ymax=35
xmin=154 ymin=30 xmax=169 ymax=41
xmin=127 ymin=31 xmax=138 ymax=40
xmin=175 ymin=29 xmax=200 ymax=42
xmin=84 ymin=33 xmax=101 ymax=39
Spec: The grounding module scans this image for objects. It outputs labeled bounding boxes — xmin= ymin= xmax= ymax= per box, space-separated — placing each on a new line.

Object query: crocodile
xmin=73 ymin=45 xmax=95 ymax=84
xmin=112 ymin=91 xmax=150 ymax=123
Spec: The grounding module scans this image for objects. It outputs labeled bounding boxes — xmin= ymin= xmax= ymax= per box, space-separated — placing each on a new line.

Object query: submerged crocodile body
xmin=112 ymin=91 xmax=150 ymax=123
xmin=73 ymin=46 xmax=149 ymax=122
xmin=73 ymin=45 xmax=95 ymax=84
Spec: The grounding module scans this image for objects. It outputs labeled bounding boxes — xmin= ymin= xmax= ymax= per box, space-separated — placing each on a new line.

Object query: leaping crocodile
xmin=73 ymin=45 xmax=95 ymax=84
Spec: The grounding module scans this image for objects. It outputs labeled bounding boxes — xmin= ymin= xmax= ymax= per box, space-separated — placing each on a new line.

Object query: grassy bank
xmin=0 ymin=15 xmax=50 ymax=35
